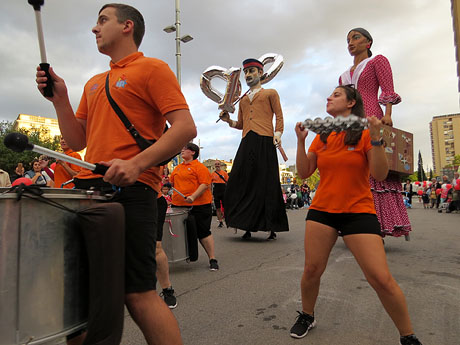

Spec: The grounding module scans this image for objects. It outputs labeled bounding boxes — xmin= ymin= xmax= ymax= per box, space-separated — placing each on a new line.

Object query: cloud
xmin=0 ymin=0 xmax=458 ymax=170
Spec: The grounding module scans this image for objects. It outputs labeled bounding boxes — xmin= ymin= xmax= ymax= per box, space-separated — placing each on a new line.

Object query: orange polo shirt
xmin=234 ymin=88 xmax=284 ymax=138
xmin=308 ymin=129 xmax=375 ymax=214
xmin=211 ymin=170 xmax=228 ymax=184
xmin=54 ymin=149 xmax=82 ymax=189
xmin=170 ymin=159 xmax=212 ymax=206
xmin=75 ymin=52 xmax=189 ymax=190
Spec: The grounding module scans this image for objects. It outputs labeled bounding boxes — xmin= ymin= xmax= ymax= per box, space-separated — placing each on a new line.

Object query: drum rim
xmin=165 ymin=209 xmax=189 ymax=216
xmin=0 ymin=187 xmax=108 ymax=200
xmin=21 ymin=322 xmax=87 ymax=345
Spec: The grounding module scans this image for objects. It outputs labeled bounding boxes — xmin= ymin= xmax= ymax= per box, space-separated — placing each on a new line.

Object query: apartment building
xmin=430 ymin=113 xmax=460 ymax=175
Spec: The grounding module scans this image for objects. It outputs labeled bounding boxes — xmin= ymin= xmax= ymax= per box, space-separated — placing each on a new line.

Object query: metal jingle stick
xmin=302 ymin=115 xmax=368 ymax=134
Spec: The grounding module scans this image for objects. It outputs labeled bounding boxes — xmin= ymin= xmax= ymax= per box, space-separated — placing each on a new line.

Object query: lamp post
xmin=163 ymin=0 xmax=193 ymax=86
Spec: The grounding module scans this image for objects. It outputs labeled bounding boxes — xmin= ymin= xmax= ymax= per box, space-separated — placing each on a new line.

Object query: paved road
xmin=121 ymin=202 xmax=460 ymax=345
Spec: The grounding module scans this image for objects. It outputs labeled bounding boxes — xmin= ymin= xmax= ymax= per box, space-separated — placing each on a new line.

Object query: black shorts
xmin=213 ymin=184 xmax=225 ymax=209
xmin=306 ymin=209 xmax=382 ymax=237
xmin=156 ymin=196 xmax=168 ymax=242
xmin=74 ymin=178 xmax=158 ymax=293
xmin=190 ymin=204 xmax=212 ymax=239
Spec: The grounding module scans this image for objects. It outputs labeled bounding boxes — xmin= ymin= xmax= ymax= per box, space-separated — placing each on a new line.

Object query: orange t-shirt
xmin=54 ymin=149 xmax=82 ymax=189
xmin=211 ymin=170 xmax=229 ymax=184
xmin=308 ymin=129 xmax=375 ymax=214
xmin=75 ymin=52 xmax=189 ymax=190
xmin=170 ymin=160 xmax=212 ymax=206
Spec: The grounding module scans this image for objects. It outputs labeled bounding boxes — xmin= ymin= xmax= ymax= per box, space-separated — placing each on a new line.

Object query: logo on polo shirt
xmin=89 ymin=83 xmax=99 ymax=95
xmin=115 ymin=75 xmax=128 ymax=88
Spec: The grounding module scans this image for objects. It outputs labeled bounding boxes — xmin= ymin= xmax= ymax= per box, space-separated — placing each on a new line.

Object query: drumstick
xmin=277 ymin=145 xmax=288 ymax=162
xmin=4 ymin=132 xmax=108 ymax=175
xmin=28 ymin=0 xmax=54 ymax=97
xmin=171 ymin=187 xmax=187 ymax=199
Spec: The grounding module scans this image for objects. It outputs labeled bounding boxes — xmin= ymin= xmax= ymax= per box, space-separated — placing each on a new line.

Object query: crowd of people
xmin=402 ymin=173 xmax=460 ymax=213
xmin=282 ymin=182 xmax=313 ymax=210
xmin=0 ymin=137 xmax=82 ymax=188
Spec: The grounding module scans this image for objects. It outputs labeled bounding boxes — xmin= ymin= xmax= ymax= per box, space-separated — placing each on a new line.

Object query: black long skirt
xmin=224 ymin=131 xmax=289 ymax=232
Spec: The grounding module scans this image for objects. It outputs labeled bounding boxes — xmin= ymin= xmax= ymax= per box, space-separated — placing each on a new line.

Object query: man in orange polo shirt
xmin=54 ymin=137 xmax=82 ymax=189
xmin=219 ymin=58 xmax=289 ymax=240
xmin=170 ymin=143 xmax=219 ymax=271
xmin=211 ymin=160 xmax=228 ymax=228
xmin=35 ymin=4 xmax=196 ymax=345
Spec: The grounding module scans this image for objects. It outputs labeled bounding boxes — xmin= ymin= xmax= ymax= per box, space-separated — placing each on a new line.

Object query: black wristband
xmin=370 ymin=138 xmax=384 ymax=146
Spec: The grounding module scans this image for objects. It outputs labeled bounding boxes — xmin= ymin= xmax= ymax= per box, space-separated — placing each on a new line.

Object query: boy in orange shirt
xmin=36 ymin=4 xmax=196 ymax=345
xmin=170 ymin=143 xmax=219 ymax=271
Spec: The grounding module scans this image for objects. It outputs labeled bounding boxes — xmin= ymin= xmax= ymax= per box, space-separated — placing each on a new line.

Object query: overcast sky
xmin=1 ymin=0 xmax=458 ymax=170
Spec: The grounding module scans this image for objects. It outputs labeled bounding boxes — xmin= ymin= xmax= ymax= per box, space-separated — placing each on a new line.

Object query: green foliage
xmin=406 ymin=171 xmax=418 ymax=182
xmin=417 ymin=151 xmax=427 ymax=182
xmin=297 ymin=169 xmax=320 ymax=189
xmin=454 ymin=155 xmax=460 ymax=166
xmin=0 ymin=121 xmax=60 ymax=175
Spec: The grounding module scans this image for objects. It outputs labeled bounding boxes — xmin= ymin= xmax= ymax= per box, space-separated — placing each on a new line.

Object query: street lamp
xmin=163 ymin=0 xmax=193 ymax=86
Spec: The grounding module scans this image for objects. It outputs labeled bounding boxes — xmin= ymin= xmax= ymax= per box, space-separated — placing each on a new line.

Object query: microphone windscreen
xmin=4 ymin=132 xmax=31 ymax=152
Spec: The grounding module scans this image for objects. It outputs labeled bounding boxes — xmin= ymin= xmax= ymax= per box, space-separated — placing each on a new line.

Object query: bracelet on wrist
xmin=370 ymin=138 xmax=384 ymax=146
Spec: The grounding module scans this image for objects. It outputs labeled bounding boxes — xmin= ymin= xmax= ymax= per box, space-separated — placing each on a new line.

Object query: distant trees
xmin=0 ymin=121 xmax=60 ymax=174
xmin=454 ymin=155 xmax=460 ymax=167
xmin=417 ymin=151 xmax=427 ymax=182
xmin=296 ymin=170 xmax=320 ymax=189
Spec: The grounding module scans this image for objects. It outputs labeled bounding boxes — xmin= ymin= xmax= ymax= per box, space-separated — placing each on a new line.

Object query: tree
xmin=407 ymin=171 xmax=418 ymax=182
xmin=454 ymin=155 xmax=460 ymax=166
xmin=0 ymin=121 xmax=60 ymax=175
xmin=429 ymin=168 xmax=433 ymax=180
xmin=296 ymin=169 xmax=320 ymax=190
xmin=417 ymin=150 xmax=427 ymax=182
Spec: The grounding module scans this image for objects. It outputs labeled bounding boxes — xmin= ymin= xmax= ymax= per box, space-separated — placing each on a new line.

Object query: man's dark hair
xmin=185 ymin=142 xmax=200 ymax=160
xmin=100 ymin=3 xmax=145 ymax=48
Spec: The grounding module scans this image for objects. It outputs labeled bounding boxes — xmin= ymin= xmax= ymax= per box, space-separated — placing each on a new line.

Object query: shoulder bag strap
xmin=105 ymin=73 xmax=152 ymax=150
xmin=215 ymin=171 xmax=227 ymax=183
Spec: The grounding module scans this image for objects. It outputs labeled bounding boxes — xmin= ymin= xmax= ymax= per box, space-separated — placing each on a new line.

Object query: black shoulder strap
xmin=104 ymin=73 xmax=178 ymax=166
xmin=215 ymin=171 xmax=227 ymax=183
xmin=105 ymin=73 xmax=152 ymax=150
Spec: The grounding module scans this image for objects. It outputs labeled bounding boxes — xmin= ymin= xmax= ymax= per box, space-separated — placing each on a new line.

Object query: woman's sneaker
xmin=160 ymin=286 xmax=177 ymax=309
xmin=290 ymin=311 xmax=316 ymax=339
xmin=209 ymin=259 xmax=219 ymax=271
xmin=400 ymin=334 xmax=423 ymax=345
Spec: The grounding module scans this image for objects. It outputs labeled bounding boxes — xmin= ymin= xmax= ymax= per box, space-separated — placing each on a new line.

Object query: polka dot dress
xmin=341 ymin=55 xmax=410 ymax=237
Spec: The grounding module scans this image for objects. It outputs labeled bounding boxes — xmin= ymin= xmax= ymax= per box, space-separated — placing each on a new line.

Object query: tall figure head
xmin=347 ymin=27 xmax=373 ymax=58
xmin=242 ymin=58 xmax=263 ymax=89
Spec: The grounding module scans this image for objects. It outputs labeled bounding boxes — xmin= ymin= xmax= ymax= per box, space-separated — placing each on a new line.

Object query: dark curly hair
xmin=320 ymin=85 xmax=366 ymax=146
